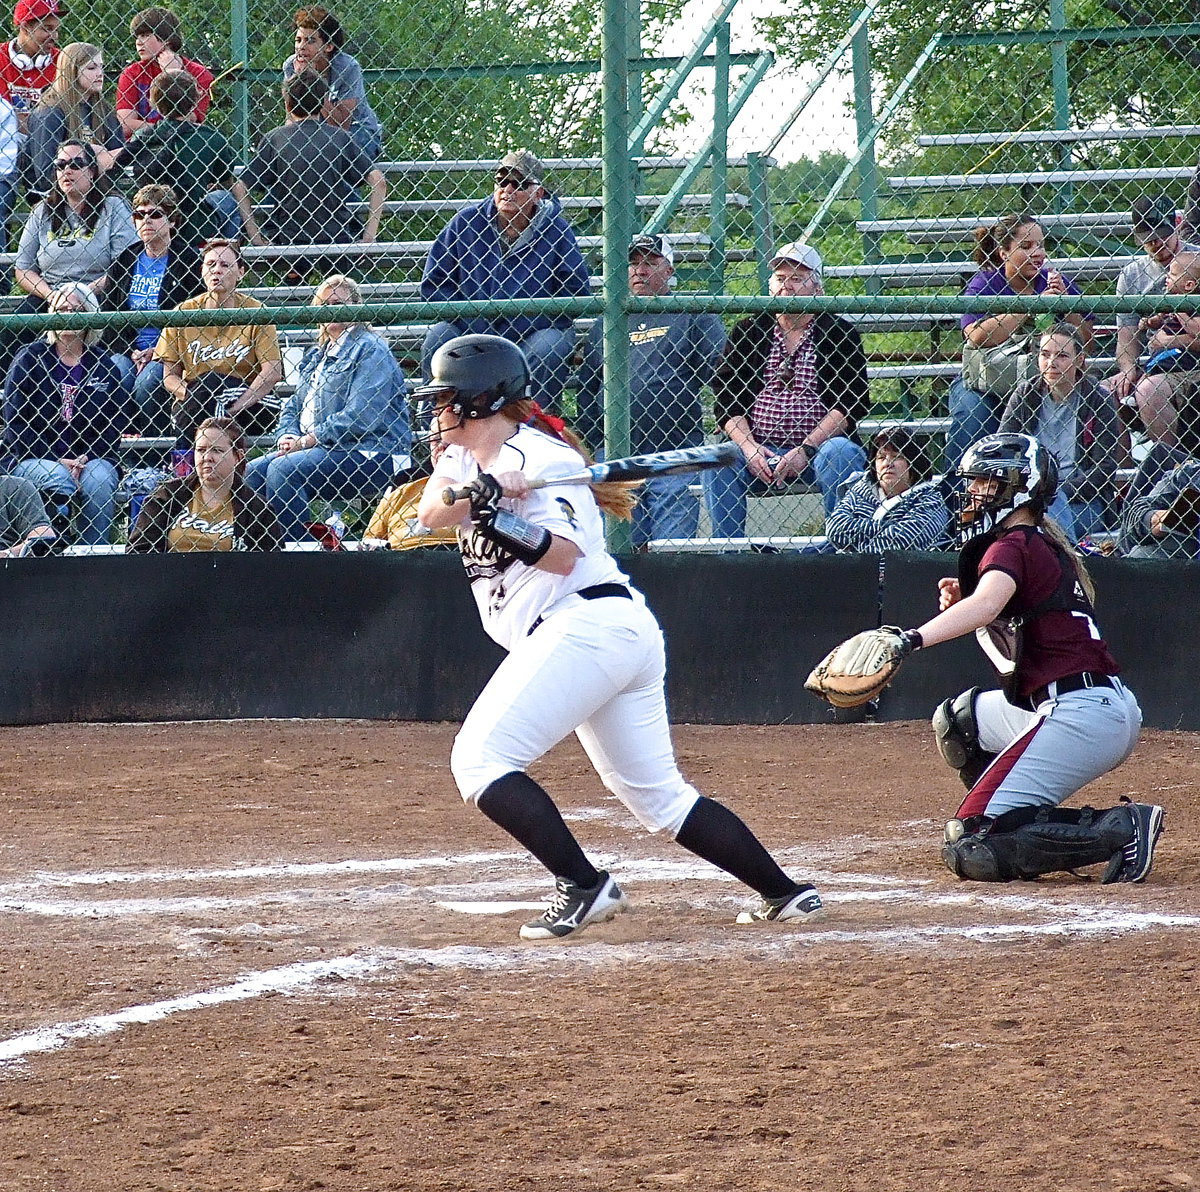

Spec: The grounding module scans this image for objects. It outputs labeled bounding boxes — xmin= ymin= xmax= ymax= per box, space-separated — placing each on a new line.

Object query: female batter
xmin=415 ymin=334 xmax=825 ymax=940
xmin=892 ymin=432 xmax=1163 ymax=883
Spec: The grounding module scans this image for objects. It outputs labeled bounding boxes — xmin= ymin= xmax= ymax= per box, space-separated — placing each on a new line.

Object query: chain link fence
xmin=0 ymin=0 xmax=1198 ymax=557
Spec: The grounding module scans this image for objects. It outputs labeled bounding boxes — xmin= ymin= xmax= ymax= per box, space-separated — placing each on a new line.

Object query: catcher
xmin=808 ymin=432 xmax=1164 ymax=884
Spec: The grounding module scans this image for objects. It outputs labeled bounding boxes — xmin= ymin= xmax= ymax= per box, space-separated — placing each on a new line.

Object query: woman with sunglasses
xmin=14 ymin=139 xmax=136 ymax=306
xmin=27 ymin=42 xmax=124 ymax=193
xmin=6 ymin=139 xmax=137 ymax=373
xmin=105 ymin=184 xmax=200 ymax=434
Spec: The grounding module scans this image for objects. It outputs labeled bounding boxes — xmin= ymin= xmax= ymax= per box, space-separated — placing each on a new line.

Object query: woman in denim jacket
xmin=245 ymin=275 xmax=412 ymax=542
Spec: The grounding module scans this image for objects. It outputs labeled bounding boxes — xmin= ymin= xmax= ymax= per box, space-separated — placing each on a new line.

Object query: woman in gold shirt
xmin=127 ymin=417 xmax=282 ymax=552
xmin=153 ymin=238 xmax=283 ymax=440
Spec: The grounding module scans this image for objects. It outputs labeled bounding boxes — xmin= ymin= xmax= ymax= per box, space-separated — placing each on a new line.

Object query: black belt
xmin=1026 ymin=671 xmax=1115 ymax=710
xmin=529 ymin=584 xmax=632 ymax=634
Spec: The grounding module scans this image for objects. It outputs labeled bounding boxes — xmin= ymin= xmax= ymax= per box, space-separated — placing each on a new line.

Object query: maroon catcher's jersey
xmin=976 ymin=525 xmax=1120 ymax=699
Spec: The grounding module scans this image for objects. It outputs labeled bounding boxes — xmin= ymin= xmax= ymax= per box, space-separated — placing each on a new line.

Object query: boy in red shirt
xmin=0 ymin=0 xmax=62 ymax=132
xmin=115 ymin=6 xmax=212 ymax=139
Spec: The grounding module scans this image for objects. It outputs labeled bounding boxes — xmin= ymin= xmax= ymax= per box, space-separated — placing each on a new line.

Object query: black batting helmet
xmin=411 ymin=334 xmax=531 ymax=420
xmin=956 ymin=432 xmax=1058 ymax=544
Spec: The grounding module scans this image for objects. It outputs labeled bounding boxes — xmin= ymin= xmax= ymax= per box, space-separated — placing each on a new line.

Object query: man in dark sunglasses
xmin=420 ymin=148 xmax=591 ymax=411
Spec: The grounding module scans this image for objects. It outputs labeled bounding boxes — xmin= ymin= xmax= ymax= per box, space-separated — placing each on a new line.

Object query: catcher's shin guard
xmin=941 ymin=804 xmax=1135 ymax=882
xmin=932 ymin=687 xmax=996 ymax=789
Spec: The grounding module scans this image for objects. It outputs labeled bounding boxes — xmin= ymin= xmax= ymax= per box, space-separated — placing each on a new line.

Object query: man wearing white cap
xmin=575 ymin=233 xmax=726 ymax=546
xmin=704 ymin=241 xmax=868 ymax=538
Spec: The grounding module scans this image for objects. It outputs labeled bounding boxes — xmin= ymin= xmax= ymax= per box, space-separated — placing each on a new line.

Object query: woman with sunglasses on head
xmin=2 ymin=281 xmax=128 ymax=546
xmin=244 ymin=274 xmax=410 ymax=543
xmin=105 ymin=184 xmax=200 ymax=434
xmin=27 ymin=42 xmax=124 ymax=193
xmin=127 ymin=415 xmax=281 ymax=552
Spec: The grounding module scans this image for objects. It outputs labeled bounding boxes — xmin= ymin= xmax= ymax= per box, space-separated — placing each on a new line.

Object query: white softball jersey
xmin=436 ymin=423 xmax=702 ymax=835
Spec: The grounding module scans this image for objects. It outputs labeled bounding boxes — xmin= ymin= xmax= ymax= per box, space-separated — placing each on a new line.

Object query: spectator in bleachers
xmin=999 ymin=322 xmax=1119 ymax=542
xmin=106 ymin=183 xmax=200 ymax=435
xmin=1117 ymin=444 xmax=1200 ymax=560
xmin=703 ymin=241 xmax=868 ymax=539
xmin=115 ymin=7 xmax=213 ymax=140
xmin=124 ymin=71 xmax=257 ymax=249
xmin=949 ymin=213 xmax=1089 ymax=472
xmin=284 ymin=7 xmax=381 ymax=162
xmin=154 ymin=238 xmax=282 ymax=439
xmin=0 ymin=472 xmax=53 ymax=554
xmin=2 ymin=281 xmax=128 ymax=546
xmin=245 ymin=274 xmax=411 ymax=542
xmin=362 ymin=476 xmax=458 ymax=550
xmin=14 ymin=139 xmax=136 ymax=302
xmin=127 ymin=415 xmax=281 ymax=551
xmin=575 ymin=234 xmax=726 ymax=547
xmin=420 ymin=149 xmax=592 ymax=410
xmin=825 ymin=427 xmax=950 ymax=553
xmin=240 ymin=70 xmax=385 ymax=271
xmin=0 ymin=93 xmax=19 ymax=246
xmin=27 ymin=42 xmax=122 ymax=193
xmin=1124 ymin=250 xmax=1200 ymax=448
xmin=4 ymin=138 xmax=137 ymax=371
xmin=0 ymin=0 xmax=61 ymax=135
xmin=1112 ymin=195 xmax=1199 ymax=407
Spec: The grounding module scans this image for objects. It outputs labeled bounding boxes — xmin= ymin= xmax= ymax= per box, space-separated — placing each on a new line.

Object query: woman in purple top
xmin=946 ymin=214 xmax=1090 ymax=472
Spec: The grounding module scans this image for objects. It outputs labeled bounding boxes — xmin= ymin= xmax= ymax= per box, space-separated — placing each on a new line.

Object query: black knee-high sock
xmin=675 ymin=796 xmax=802 ymax=900
xmin=476 ymin=771 xmax=599 ymax=888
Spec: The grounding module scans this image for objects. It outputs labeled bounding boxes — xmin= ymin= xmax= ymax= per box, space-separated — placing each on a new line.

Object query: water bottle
xmin=327 ymin=511 xmax=347 ymax=543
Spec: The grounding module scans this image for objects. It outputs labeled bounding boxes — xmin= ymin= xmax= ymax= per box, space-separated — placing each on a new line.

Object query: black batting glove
xmin=465 ymin=473 xmax=503 ymax=526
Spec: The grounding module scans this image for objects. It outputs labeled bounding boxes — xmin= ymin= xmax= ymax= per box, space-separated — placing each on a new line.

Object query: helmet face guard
xmin=410 ymin=334 xmax=531 ymax=434
xmin=955 ymin=432 xmax=1058 ymax=545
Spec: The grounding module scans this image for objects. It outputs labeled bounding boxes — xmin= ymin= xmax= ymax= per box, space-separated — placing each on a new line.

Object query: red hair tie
xmin=528 ymin=401 xmax=567 ymax=438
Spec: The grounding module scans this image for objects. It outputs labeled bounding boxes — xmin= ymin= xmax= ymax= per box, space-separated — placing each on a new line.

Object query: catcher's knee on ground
xmin=933 ymin=687 xmax=997 ymax=788
xmin=941 ymin=804 xmax=1134 ymax=882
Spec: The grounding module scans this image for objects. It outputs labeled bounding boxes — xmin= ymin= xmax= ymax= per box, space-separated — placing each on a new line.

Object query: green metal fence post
xmin=230 ymin=0 xmax=250 ymax=160
xmin=602 ymin=0 xmax=634 ymax=554
xmin=709 ymin=22 xmax=731 ymax=293
xmin=747 ymin=151 xmax=774 ymax=291
xmin=1049 ymin=0 xmax=1073 ymax=214
xmin=852 ymin=19 xmax=881 ymax=295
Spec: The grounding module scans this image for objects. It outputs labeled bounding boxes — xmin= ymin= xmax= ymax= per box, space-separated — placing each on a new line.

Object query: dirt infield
xmin=0 ymin=718 xmax=1197 ymax=1192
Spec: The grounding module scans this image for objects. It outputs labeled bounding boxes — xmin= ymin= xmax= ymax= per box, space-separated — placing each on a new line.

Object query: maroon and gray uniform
xmin=956 ymin=526 xmax=1142 ymax=820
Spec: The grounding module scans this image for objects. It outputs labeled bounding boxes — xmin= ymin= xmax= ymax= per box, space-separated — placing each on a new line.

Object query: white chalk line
xmin=0 ymin=851 xmax=528 ymax=894
xmin=6 ymin=898 xmax=1200 ymax=1072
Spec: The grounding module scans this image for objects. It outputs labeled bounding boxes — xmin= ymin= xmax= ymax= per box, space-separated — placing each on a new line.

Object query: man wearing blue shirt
xmin=420 ymin=149 xmax=592 ymax=410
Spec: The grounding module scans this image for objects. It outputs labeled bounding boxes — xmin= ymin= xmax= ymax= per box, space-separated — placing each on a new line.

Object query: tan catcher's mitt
xmin=805 ymin=626 xmax=916 ymax=709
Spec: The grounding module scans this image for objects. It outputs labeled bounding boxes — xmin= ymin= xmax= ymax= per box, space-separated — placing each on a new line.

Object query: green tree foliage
xmin=755 ymin=0 xmax=1200 ymax=197
xmin=74 ymin=0 xmax=688 ymax=163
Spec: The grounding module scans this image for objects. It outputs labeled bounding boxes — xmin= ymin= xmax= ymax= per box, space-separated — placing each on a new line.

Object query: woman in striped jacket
xmin=825 ymin=427 xmax=951 ymax=553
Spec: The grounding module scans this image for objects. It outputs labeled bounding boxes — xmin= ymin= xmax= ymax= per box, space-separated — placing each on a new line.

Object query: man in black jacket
xmin=704 ymin=242 xmax=869 ymax=538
